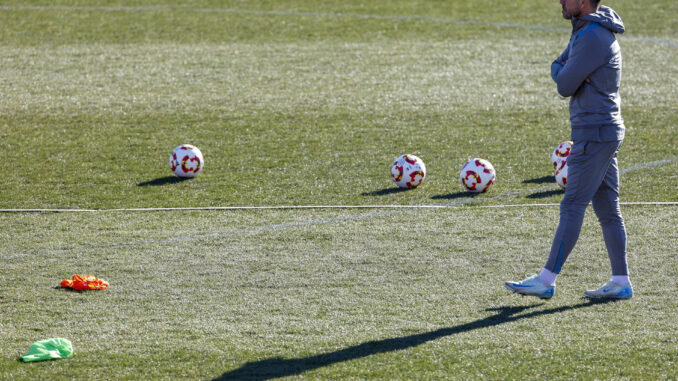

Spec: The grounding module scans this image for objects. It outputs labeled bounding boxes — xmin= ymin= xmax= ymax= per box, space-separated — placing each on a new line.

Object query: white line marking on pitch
xmin=1 ymin=201 xmax=677 ymax=213
xmin=0 ymin=5 xmax=676 ymax=48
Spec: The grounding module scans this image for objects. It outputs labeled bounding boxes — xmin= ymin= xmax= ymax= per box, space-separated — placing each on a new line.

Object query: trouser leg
xmin=544 ymin=140 xmax=623 ymax=274
xmin=592 ymin=154 xmax=628 ymax=276
xmin=545 ymin=195 xmax=587 ymax=274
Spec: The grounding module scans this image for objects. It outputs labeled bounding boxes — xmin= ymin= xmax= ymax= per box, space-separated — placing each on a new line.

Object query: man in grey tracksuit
xmin=506 ymin=0 xmax=633 ymax=299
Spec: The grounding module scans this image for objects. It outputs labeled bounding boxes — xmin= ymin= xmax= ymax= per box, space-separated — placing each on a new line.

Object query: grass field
xmin=1 ymin=0 xmax=677 ymax=379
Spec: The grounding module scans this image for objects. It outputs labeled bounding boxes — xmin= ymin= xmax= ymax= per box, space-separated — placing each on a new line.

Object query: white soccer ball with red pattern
xmin=391 ymin=154 xmax=426 ymax=189
xmin=555 ymin=160 xmax=568 ymax=189
xmin=460 ymin=158 xmax=496 ymax=193
xmin=170 ymin=144 xmax=204 ymax=178
xmin=551 ymin=141 xmax=573 ymax=169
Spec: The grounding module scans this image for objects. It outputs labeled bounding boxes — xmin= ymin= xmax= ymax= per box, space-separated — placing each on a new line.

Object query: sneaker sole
xmin=584 ymin=293 xmax=632 ymax=300
xmin=505 ymin=283 xmax=554 ymax=299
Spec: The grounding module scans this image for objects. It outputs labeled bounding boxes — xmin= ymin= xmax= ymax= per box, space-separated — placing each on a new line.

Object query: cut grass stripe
xmin=1 ymin=5 xmax=676 ymax=48
xmin=1 ymin=155 xmax=676 ymax=213
xmin=1 ymin=202 xmax=674 ymax=260
xmin=3 ymin=154 xmax=675 ymax=258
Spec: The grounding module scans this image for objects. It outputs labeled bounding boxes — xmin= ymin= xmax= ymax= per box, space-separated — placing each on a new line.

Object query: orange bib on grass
xmin=60 ymin=274 xmax=109 ymax=290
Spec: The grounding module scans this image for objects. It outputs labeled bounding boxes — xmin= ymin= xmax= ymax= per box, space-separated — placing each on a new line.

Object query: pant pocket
xmin=569 ymin=141 xmax=588 ymax=163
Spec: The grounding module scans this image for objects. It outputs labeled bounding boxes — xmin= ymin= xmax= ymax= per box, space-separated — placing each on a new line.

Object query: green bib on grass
xmin=21 ymin=338 xmax=73 ymax=362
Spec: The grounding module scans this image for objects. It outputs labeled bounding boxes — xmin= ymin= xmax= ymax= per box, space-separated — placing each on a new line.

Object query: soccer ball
xmin=391 ymin=154 xmax=426 ymax=189
xmin=460 ymin=158 xmax=496 ymax=193
xmin=551 ymin=141 xmax=573 ymax=169
xmin=555 ymin=160 xmax=568 ymax=189
xmin=170 ymin=144 xmax=204 ymax=178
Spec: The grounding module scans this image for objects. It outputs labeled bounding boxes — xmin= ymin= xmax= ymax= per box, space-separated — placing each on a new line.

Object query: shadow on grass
xmin=430 ymin=191 xmax=479 ymax=200
xmin=361 ymin=187 xmax=412 ymax=196
xmin=214 ymin=299 xmax=613 ymax=380
xmin=523 ymin=175 xmax=556 ymax=184
xmin=53 ymin=286 xmax=102 ymax=293
xmin=527 ymin=189 xmax=565 ymax=199
xmin=54 ymin=286 xmax=84 ymax=293
xmin=137 ymin=176 xmax=191 ymax=186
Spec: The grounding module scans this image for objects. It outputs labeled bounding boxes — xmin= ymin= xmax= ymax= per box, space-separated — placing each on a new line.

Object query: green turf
xmin=1 ymin=0 xmax=677 ymax=379
xmin=1 ymin=206 xmax=677 ymax=379
xmin=1 ymin=2 xmax=677 ymax=208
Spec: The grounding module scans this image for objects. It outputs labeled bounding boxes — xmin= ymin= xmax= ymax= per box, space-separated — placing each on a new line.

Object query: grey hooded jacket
xmin=551 ymin=6 xmax=625 ymax=142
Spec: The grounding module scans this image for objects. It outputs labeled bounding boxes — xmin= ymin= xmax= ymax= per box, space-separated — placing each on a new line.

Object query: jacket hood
xmin=578 ymin=5 xmax=625 ymax=34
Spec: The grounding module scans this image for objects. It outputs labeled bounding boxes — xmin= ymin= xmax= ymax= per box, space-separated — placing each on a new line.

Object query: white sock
xmin=612 ymin=275 xmax=630 ymax=286
xmin=539 ymin=268 xmax=557 ymax=287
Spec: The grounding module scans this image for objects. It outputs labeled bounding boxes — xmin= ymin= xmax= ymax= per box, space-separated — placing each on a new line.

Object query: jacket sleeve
xmin=551 ymin=46 xmax=569 ymax=82
xmin=553 ymin=32 xmax=608 ymax=97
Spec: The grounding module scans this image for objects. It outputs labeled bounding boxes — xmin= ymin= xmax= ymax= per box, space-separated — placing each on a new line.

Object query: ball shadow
xmin=431 ymin=191 xmax=479 ymax=200
xmin=137 ymin=176 xmax=192 ymax=187
xmin=526 ymin=189 xmax=565 ymax=199
xmin=361 ymin=187 xmax=413 ymax=196
xmin=523 ymin=175 xmax=556 ymax=184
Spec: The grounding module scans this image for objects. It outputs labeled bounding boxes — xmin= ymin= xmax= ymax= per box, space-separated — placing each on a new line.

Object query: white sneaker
xmin=584 ymin=280 xmax=633 ymax=299
xmin=505 ymin=274 xmax=555 ymax=299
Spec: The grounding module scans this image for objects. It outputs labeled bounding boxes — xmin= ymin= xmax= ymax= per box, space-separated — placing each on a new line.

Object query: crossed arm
xmin=550 ymin=36 xmax=604 ymax=97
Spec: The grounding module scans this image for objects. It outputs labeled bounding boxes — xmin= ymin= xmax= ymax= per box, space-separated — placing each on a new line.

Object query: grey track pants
xmin=545 ymin=140 xmax=628 ymax=276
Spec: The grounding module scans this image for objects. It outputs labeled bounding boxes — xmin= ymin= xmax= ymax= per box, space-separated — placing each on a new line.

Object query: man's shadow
xmin=214 ymin=299 xmax=612 ymax=380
